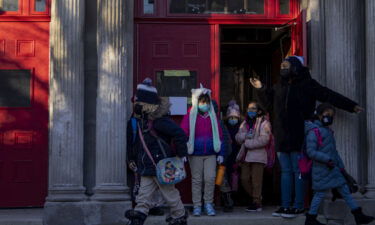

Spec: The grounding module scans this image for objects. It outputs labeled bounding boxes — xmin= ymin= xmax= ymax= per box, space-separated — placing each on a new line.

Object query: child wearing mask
xmin=235 ymin=101 xmax=271 ymax=212
xmin=220 ymin=100 xmax=242 ymax=212
xmin=181 ymin=84 xmax=225 ymax=217
xmin=304 ymin=103 xmax=374 ymax=225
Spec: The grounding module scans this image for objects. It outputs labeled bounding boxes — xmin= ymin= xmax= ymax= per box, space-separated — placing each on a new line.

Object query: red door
xmin=136 ymin=23 xmax=216 ymax=202
xmin=0 ymin=20 xmax=49 ymax=207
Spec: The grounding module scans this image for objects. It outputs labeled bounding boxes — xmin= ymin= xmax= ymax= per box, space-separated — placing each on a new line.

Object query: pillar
xmin=92 ymin=0 xmax=130 ymax=201
xmin=365 ymin=0 xmax=375 ymax=199
xmin=307 ymin=0 xmax=326 ymax=83
xmin=46 ymin=0 xmax=86 ymax=202
xmin=324 ymin=0 xmax=365 ymax=184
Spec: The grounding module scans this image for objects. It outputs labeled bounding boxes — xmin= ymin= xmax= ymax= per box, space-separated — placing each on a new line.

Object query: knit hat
xmin=286 ymin=56 xmax=305 ymax=74
xmin=226 ymin=100 xmax=240 ymax=118
xmin=135 ymin=78 xmax=160 ymax=105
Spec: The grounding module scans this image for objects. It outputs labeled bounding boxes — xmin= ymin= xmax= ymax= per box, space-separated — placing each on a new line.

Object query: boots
xmin=221 ymin=192 xmax=234 ymax=212
xmin=305 ymin=213 xmax=326 ymax=225
xmin=166 ymin=211 xmax=188 ymax=225
xmin=125 ymin=210 xmax=147 ymax=225
xmin=352 ymin=207 xmax=375 ymax=225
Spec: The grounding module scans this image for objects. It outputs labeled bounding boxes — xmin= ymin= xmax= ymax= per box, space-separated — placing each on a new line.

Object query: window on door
xmin=0 ymin=0 xmax=19 ymax=11
xmin=279 ymin=0 xmax=290 ymax=15
xmin=35 ymin=0 xmax=46 ymax=12
xmin=169 ymin=0 xmax=264 ymax=15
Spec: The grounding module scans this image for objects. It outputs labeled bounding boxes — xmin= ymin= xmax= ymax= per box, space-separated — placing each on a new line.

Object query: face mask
xmin=247 ymin=111 xmax=257 ymax=119
xmin=280 ymin=68 xmax=291 ymax=78
xmin=228 ymin=119 xmax=239 ymax=126
xmin=321 ymin=116 xmax=334 ymax=126
xmin=198 ymin=104 xmax=210 ymax=113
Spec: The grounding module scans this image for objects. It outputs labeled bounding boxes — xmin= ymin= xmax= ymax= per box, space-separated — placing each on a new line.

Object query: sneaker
xmin=272 ymin=207 xmax=288 ymax=217
xmin=281 ymin=208 xmax=302 ymax=218
xmin=246 ymin=203 xmax=263 ymax=212
xmin=204 ymin=203 xmax=216 ymax=216
xmin=193 ymin=206 xmax=201 ymax=217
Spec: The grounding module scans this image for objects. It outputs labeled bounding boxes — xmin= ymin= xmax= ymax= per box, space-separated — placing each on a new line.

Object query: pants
xmin=189 ymin=155 xmax=217 ymax=207
xmin=278 ymin=152 xmax=305 ymax=209
xmin=241 ymin=162 xmax=264 ymax=205
xmin=135 ymin=176 xmax=185 ymax=219
xmin=309 ymin=184 xmax=359 ymax=215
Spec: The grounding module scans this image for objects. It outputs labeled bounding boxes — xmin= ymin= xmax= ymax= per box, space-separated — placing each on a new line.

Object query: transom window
xmin=0 ymin=0 xmax=19 ymax=11
xmin=169 ymin=0 xmax=265 ymax=14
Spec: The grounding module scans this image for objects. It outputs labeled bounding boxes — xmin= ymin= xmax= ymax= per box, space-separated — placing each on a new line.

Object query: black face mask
xmin=280 ymin=68 xmax=291 ymax=78
xmin=321 ymin=116 xmax=334 ymax=126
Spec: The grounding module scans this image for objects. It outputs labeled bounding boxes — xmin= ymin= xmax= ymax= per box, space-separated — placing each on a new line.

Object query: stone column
xmin=46 ymin=0 xmax=86 ymax=202
xmin=365 ymin=0 xmax=375 ymax=199
xmin=92 ymin=0 xmax=130 ymax=201
xmin=307 ymin=0 xmax=326 ymax=83
xmin=324 ymin=0 xmax=365 ymax=183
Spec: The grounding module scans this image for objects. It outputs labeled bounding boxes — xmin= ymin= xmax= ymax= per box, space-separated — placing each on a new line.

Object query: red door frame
xmin=134 ymin=0 xmax=305 ymax=105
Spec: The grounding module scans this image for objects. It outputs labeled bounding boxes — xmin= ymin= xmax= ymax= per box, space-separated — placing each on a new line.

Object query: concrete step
xmin=0 ymin=208 xmax=43 ymax=225
xmin=145 ymin=207 xmax=317 ymax=225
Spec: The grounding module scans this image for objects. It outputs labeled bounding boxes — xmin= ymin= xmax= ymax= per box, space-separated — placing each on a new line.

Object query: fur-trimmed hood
xmin=148 ymin=97 xmax=171 ymax=120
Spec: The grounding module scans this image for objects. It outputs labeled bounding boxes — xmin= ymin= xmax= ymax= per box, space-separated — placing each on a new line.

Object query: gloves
xmin=326 ymin=160 xmax=335 ymax=169
xmin=182 ymin=157 xmax=188 ymax=163
xmin=217 ymin=156 xmax=224 ymax=164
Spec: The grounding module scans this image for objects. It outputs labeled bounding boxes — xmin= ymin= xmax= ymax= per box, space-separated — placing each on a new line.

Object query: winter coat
xmin=305 ymin=120 xmax=346 ymax=191
xmin=235 ymin=117 xmax=271 ymax=165
xmin=180 ymin=108 xmax=224 ymax=156
xmin=127 ymin=98 xmax=188 ymax=176
xmin=256 ymin=68 xmax=358 ymax=153
xmin=225 ymin=122 xmax=241 ymax=171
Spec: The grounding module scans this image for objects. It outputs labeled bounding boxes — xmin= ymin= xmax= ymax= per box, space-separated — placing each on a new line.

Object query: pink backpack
xmin=298 ymin=128 xmax=323 ymax=178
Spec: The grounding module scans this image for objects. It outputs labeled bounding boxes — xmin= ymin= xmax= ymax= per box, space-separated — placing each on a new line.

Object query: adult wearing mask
xmin=249 ymin=56 xmax=363 ymax=218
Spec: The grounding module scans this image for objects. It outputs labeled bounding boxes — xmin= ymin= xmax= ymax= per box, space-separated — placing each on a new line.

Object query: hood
xmin=148 ymin=97 xmax=171 ymax=120
xmin=191 ymin=84 xmax=212 ymax=107
xmin=304 ymin=120 xmax=322 ymax=134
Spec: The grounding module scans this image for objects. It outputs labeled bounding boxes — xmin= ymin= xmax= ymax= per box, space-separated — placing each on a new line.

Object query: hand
xmin=249 ymin=78 xmax=263 ymax=89
xmin=326 ymin=160 xmax=335 ymax=169
xmin=129 ymin=161 xmax=138 ymax=172
xmin=217 ymin=156 xmax=224 ymax=164
xmin=354 ymin=105 xmax=364 ymax=114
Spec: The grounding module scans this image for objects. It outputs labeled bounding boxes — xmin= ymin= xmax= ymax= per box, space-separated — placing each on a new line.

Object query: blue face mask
xmin=228 ymin=118 xmax=239 ymax=126
xmin=247 ymin=111 xmax=257 ymax=119
xmin=198 ymin=104 xmax=210 ymax=113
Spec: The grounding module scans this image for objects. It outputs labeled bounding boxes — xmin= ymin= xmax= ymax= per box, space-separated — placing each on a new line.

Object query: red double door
xmin=0 ymin=22 xmax=49 ymax=207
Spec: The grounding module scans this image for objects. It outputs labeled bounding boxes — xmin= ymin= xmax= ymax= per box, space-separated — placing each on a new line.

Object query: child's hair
xmin=248 ymin=100 xmax=266 ymax=117
xmin=316 ymin=103 xmax=336 ymax=116
xmin=198 ymin=94 xmax=211 ymax=103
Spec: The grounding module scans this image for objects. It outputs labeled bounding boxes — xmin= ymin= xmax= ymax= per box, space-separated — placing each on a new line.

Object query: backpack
xmin=298 ymin=127 xmax=323 ymax=178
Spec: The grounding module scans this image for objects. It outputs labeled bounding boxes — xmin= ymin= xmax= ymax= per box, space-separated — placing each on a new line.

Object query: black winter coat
xmin=256 ymin=68 xmax=358 ymax=153
xmin=127 ymin=100 xmax=188 ymax=176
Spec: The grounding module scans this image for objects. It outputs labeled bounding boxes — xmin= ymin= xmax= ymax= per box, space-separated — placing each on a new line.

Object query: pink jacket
xmin=235 ymin=117 xmax=271 ymax=164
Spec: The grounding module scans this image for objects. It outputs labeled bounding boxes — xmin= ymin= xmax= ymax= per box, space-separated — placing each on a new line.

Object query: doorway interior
xmin=219 ymin=25 xmax=292 ymax=206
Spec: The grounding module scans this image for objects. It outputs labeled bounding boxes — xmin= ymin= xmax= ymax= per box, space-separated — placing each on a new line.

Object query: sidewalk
xmin=0 ymin=208 xmax=43 ymax=225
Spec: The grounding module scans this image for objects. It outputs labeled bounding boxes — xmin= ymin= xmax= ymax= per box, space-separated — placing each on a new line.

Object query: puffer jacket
xmin=127 ymin=98 xmax=188 ymax=176
xmin=305 ymin=120 xmax=346 ymax=191
xmin=235 ymin=117 xmax=271 ymax=165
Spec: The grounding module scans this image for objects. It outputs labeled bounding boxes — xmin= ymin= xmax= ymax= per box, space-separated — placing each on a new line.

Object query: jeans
xmin=309 ymin=184 xmax=359 ymax=215
xmin=278 ymin=152 xmax=305 ymax=209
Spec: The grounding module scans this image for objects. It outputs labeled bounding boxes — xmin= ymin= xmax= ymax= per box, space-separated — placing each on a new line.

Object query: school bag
xmin=137 ymin=121 xmax=186 ymax=185
xmin=298 ymin=126 xmax=323 ymax=178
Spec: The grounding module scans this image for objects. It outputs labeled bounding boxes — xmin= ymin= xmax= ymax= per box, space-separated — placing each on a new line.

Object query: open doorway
xmin=219 ymin=26 xmax=292 ymax=206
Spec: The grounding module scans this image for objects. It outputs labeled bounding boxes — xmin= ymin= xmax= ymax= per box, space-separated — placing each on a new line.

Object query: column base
xmin=44 ymin=201 xmax=132 ymax=225
xmin=91 ymin=185 xmax=131 ymax=201
xmin=46 ymin=186 xmax=87 ymax=202
xmin=322 ymin=198 xmax=375 ymax=225
xmin=365 ymin=185 xmax=375 ymax=199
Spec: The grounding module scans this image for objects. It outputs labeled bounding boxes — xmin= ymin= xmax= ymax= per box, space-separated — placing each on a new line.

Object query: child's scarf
xmin=187 ymin=84 xmax=221 ymax=155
